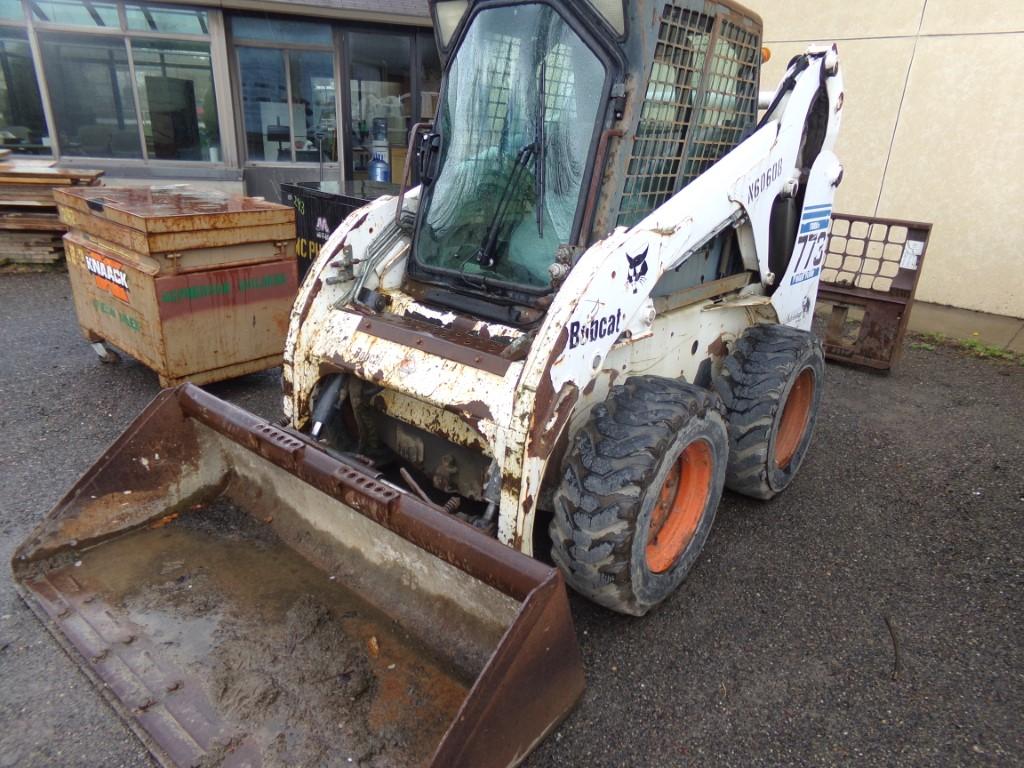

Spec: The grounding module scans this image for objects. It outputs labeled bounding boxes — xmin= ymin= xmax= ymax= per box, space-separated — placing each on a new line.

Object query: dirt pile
xmin=208 ymin=593 xmax=399 ymax=767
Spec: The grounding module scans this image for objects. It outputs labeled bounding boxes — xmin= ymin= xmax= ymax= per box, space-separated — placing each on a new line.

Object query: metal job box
xmin=57 ymin=186 xmax=297 ymax=386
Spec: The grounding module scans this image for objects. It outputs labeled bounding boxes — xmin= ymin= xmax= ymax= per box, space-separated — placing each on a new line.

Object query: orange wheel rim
xmin=646 ymin=439 xmax=714 ymax=574
xmin=775 ymin=368 xmax=814 ymax=470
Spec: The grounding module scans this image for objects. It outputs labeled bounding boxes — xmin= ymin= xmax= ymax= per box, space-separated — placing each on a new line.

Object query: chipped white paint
xmin=283 ymin=46 xmax=844 ymax=556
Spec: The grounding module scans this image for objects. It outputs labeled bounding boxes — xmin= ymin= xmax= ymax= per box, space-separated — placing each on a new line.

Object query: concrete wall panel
xmin=876 ymin=33 xmax=1024 ymax=317
xmin=757 ymin=0 xmax=924 ymax=42
xmin=921 ymin=0 xmax=1024 ymax=35
xmin=760 ymin=38 xmax=915 ymax=219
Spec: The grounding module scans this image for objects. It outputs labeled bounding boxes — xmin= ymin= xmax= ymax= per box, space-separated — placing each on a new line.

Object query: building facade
xmin=5 ymin=0 xmax=1020 ymax=324
xmin=757 ymin=0 xmax=1024 ymax=321
xmin=0 ymin=0 xmax=436 ymax=197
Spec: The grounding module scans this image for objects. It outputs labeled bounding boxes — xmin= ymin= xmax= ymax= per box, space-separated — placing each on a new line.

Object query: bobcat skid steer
xmin=14 ymin=1 xmax=843 ymax=766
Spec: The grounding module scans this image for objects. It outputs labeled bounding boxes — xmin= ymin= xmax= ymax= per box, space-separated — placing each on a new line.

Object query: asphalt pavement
xmin=1 ymin=272 xmax=1021 ymax=767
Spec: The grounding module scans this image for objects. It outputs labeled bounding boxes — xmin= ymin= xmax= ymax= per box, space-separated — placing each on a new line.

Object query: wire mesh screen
xmin=617 ymin=7 xmax=712 ymax=228
xmin=617 ymin=2 xmax=760 ymax=228
xmin=680 ymin=18 xmax=760 ymax=182
xmin=470 ymin=34 xmax=521 ymax=156
xmin=823 ymin=217 xmax=911 ymax=294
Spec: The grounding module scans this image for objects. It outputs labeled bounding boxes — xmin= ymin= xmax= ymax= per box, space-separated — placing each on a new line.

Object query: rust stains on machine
xmin=13 ymin=385 xmax=585 ymax=768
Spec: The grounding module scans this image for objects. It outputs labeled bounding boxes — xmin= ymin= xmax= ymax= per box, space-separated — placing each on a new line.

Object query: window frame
xmin=408 ymin=0 xmax=622 ymax=301
xmin=7 ymin=0 xmax=226 ymax=164
xmin=0 ymin=0 xmax=440 ymax=177
xmin=227 ymin=13 xmax=340 ymax=168
xmin=341 ymin=26 xmax=416 ymax=182
xmin=0 ymin=23 xmax=49 ymax=153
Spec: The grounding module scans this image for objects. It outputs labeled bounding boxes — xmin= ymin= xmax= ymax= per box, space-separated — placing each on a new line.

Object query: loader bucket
xmin=12 ymin=384 xmax=584 ymax=768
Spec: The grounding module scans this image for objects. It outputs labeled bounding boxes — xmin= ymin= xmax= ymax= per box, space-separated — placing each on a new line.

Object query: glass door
xmin=346 ymin=30 xmax=410 ymax=183
xmin=232 ymin=14 xmax=337 ymax=165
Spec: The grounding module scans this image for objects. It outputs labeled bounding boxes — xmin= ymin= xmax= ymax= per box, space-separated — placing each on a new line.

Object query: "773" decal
xmin=790 ymin=204 xmax=831 ymax=285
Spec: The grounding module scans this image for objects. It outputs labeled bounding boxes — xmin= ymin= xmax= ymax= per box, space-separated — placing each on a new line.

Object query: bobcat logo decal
xmin=626 ymin=246 xmax=649 ymax=291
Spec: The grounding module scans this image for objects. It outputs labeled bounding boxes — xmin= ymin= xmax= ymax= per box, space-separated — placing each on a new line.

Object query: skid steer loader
xmin=14 ymin=1 xmax=843 ymax=766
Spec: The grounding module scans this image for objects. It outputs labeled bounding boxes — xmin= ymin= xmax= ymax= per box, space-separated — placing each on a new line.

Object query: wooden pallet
xmin=0 ymin=161 xmax=103 ymax=210
xmin=0 ymin=161 xmax=103 ymax=269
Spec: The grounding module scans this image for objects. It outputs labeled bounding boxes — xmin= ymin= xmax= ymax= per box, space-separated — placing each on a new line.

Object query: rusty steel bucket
xmin=12 ymin=384 xmax=584 ymax=768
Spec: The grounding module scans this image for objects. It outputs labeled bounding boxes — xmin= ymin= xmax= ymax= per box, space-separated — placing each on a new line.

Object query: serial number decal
xmin=569 ymin=310 xmax=624 ymax=350
xmin=748 ymin=157 xmax=784 ymax=204
xmin=238 ymin=273 xmax=288 ymax=292
xmin=85 ymin=252 xmax=130 ymax=303
xmin=160 ymin=282 xmax=230 ymax=303
xmin=790 ymin=204 xmax=831 ymax=285
xmin=160 ymin=272 xmax=288 ymax=303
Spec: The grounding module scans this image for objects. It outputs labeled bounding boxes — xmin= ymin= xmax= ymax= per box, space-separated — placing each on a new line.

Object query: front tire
xmin=713 ymin=324 xmax=824 ymax=500
xmin=549 ymin=377 xmax=728 ymax=616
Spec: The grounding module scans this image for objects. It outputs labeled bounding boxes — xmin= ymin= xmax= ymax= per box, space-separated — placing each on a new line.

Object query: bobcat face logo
xmin=626 ymin=247 xmax=649 ymax=291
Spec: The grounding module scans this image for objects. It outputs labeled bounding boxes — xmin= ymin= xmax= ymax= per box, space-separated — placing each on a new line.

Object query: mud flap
xmin=12 ymin=384 xmax=584 ymax=768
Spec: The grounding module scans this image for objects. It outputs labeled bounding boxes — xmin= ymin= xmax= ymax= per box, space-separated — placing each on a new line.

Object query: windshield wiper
xmin=535 ymin=58 xmax=546 ymax=238
xmin=472 ymin=61 xmax=548 ymax=270
xmin=473 ymin=143 xmax=536 ymax=269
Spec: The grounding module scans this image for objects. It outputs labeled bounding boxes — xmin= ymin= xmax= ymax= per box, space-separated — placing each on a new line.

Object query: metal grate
xmin=823 ymin=217 xmax=913 ymax=295
xmin=464 ymin=33 xmax=521 ymax=156
xmin=617 ymin=6 xmax=712 ymax=228
xmin=617 ymin=2 xmax=760 ymax=228
xmin=816 ymin=213 xmax=932 ymax=371
xmin=543 ymin=43 xmax=577 ymax=123
xmin=680 ymin=17 xmax=760 ymax=182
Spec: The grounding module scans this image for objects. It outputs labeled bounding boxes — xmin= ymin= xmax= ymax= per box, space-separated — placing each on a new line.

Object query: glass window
xmin=133 ymin=39 xmax=219 ymax=161
xmin=231 ymin=14 xmax=331 ymax=46
xmin=238 ymin=46 xmax=286 ymax=162
xmin=126 ymin=3 xmax=208 ymax=34
xmin=414 ymin=4 xmax=607 ymax=289
xmin=289 ymin=50 xmax=336 ymax=163
xmin=0 ymin=29 xmax=51 ymax=154
xmin=417 ymin=29 xmax=441 ymax=121
xmin=348 ymin=31 xmax=410 ymax=182
xmin=238 ymin=45 xmax=335 ymax=164
xmin=32 ymin=0 xmax=119 ymax=28
xmin=39 ymin=33 xmax=141 ymax=158
xmin=0 ymin=0 xmax=24 ymax=21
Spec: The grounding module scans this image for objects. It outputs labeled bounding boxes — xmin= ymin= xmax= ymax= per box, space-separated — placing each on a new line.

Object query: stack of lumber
xmin=0 ymin=155 xmax=103 ymax=269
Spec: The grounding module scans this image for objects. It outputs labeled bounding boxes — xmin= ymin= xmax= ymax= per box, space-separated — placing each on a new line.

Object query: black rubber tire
xmin=712 ymin=324 xmax=824 ymax=500
xmin=549 ymin=376 xmax=728 ymax=616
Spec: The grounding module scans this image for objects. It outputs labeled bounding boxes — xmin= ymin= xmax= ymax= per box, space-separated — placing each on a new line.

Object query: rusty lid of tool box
xmin=54 ymin=185 xmax=294 ymax=234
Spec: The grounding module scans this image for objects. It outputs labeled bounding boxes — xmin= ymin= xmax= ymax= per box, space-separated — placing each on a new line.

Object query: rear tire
xmin=549 ymin=376 xmax=728 ymax=616
xmin=713 ymin=324 xmax=824 ymax=500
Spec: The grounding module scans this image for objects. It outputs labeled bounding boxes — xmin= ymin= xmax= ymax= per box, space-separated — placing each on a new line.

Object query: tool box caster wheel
xmin=91 ymin=341 xmax=121 ymax=365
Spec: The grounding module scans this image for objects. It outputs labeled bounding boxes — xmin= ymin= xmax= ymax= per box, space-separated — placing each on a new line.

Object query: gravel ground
xmin=1 ymin=272 xmax=1021 ymax=767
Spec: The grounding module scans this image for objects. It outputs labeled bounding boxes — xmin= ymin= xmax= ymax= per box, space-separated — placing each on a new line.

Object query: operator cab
xmin=403 ymin=0 xmax=763 ymax=325
xmin=406 ymin=1 xmax=626 ymax=317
